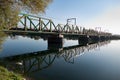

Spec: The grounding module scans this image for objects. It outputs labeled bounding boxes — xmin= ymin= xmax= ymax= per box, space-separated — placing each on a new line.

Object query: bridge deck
xmin=3 ymin=30 xmax=87 ymax=36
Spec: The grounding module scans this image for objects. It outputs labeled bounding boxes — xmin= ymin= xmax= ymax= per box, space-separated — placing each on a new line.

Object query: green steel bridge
xmin=6 ymin=13 xmax=111 ymax=36
xmin=3 ymin=13 xmax=114 ymax=43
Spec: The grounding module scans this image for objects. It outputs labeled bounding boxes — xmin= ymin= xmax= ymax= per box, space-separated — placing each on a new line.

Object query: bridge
xmin=3 ymin=13 xmax=113 ymax=45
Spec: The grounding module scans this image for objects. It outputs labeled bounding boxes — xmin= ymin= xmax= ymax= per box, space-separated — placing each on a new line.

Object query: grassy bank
xmin=0 ymin=66 xmax=24 ymax=80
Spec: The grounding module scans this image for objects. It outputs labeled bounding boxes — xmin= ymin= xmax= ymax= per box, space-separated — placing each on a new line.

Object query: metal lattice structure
xmin=17 ymin=13 xmax=83 ymax=33
xmin=8 ymin=13 xmax=112 ymax=36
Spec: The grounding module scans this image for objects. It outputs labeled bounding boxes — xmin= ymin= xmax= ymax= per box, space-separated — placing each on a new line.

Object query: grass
xmin=0 ymin=66 xmax=24 ymax=80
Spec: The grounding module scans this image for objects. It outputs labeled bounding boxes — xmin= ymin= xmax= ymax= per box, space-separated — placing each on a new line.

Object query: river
xmin=0 ymin=34 xmax=120 ymax=80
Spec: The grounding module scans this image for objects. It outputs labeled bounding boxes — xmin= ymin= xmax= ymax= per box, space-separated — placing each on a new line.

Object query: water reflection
xmin=0 ymin=40 xmax=110 ymax=76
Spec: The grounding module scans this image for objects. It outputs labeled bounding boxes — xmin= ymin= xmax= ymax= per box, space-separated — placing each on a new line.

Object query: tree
xmin=0 ymin=32 xmax=7 ymax=51
xmin=0 ymin=0 xmax=52 ymax=29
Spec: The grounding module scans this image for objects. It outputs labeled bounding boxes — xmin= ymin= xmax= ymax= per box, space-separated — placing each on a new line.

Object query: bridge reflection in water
xmin=0 ymin=40 xmax=110 ymax=76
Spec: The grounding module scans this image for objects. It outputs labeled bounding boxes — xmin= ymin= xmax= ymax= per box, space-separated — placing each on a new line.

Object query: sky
xmin=41 ymin=0 xmax=120 ymax=34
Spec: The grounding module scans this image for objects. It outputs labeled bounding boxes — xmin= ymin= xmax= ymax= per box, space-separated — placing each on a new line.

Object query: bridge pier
xmin=78 ymin=35 xmax=100 ymax=45
xmin=89 ymin=36 xmax=99 ymax=43
xmin=78 ymin=35 xmax=89 ymax=45
xmin=48 ymin=34 xmax=63 ymax=49
xmin=105 ymin=36 xmax=110 ymax=40
xmin=99 ymin=36 xmax=106 ymax=41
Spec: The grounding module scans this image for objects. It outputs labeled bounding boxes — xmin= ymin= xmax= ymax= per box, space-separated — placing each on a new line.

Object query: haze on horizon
xmin=41 ymin=0 xmax=120 ymax=35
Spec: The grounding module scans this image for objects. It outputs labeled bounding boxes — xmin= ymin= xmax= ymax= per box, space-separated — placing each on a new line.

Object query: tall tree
xmin=0 ymin=32 xmax=6 ymax=51
xmin=0 ymin=0 xmax=52 ymax=29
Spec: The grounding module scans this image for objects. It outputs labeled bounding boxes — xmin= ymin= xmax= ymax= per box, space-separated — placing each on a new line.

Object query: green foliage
xmin=21 ymin=0 xmax=52 ymax=13
xmin=0 ymin=66 xmax=24 ymax=80
xmin=0 ymin=32 xmax=6 ymax=51
xmin=0 ymin=0 xmax=19 ymax=29
xmin=0 ymin=0 xmax=52 ymax=29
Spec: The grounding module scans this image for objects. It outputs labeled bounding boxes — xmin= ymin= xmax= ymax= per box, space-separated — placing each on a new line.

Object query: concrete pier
xmin=78 ymin=35 xmax=89 ymax=45
xmin=89 ymin=36 xmax=99 ymax=43
xmin=48 ymin=34 xmax=63 ymax=49
xmin=99 ymin=36 xmax=106 ymax=41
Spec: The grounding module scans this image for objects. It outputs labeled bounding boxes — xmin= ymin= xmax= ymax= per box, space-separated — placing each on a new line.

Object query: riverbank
xmin=0 ymin=66 xmax=24 ymax=80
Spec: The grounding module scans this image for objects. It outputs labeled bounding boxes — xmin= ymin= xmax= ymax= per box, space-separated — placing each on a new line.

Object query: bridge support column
xmin=89 ymin=36 xmax=100 ymax=43
xmin=78 ymin=35 xmax=89 ymax=45
xmin=105 ymin=36 xmax=110 ymax=40
xmin=100 ymin=36 xmax=106 ymax=41
xmin=48 ymin=34 xmax=63 ymax=49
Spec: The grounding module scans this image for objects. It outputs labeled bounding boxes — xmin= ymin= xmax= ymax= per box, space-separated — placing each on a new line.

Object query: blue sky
xmin=41 ymin=0 xmax=120 ymax=34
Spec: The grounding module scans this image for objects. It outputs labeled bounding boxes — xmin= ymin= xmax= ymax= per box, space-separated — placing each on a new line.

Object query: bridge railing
xmin=9 ymin=13 xmax=112 ymax=36
xmin=17 ymin=13 xmax=57 ymax=32
xmin=56 ymin=24 xmax=83 ymax=34
xmin=17 ymin=14 xmax=86 ymax=34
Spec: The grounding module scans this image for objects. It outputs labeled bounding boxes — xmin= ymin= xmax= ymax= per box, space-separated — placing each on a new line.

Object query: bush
xmin=0 ymin=66 xmax=24 ymax=80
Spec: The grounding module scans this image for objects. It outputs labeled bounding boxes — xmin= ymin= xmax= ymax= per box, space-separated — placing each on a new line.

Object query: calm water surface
xmin=0 ymin=35 xmax=120 ymax=80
